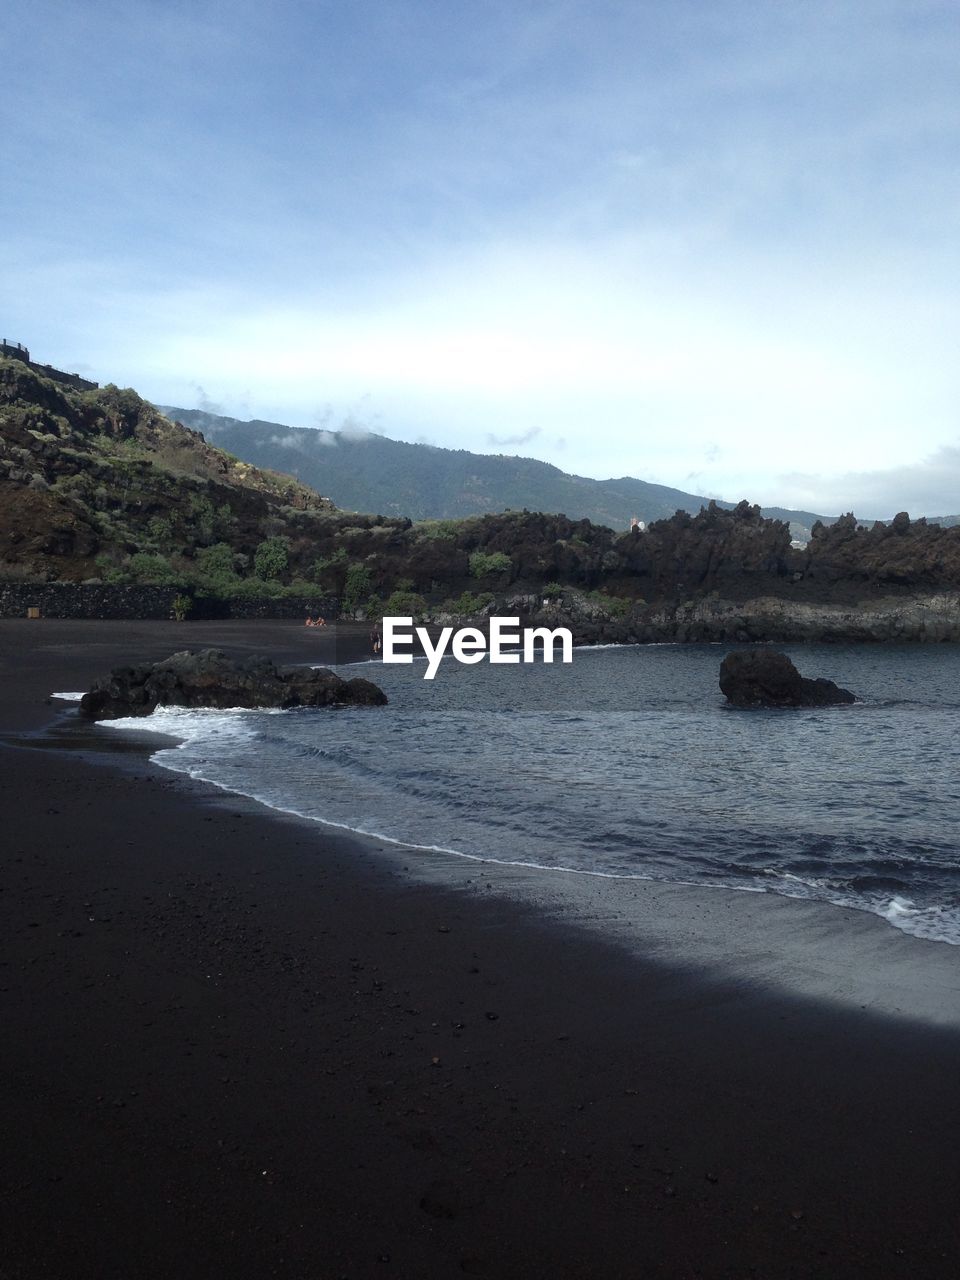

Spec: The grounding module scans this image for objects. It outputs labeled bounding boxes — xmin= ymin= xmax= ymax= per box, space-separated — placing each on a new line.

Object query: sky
xmin=3 ymin=0 xmax=959 ymax=518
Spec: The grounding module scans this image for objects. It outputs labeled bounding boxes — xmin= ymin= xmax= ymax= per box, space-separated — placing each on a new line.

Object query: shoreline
xmin=3 ymin=620 xmax=960 ymax=1277
xmin=45 ymin=701 xmax=960 ymax=1028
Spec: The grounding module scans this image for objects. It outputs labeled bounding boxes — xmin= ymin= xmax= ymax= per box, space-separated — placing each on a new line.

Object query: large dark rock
xmin=719 ymin=649 xmax=855 ymax=708
xmin=79 ymin=648 xmax=387 ymax=720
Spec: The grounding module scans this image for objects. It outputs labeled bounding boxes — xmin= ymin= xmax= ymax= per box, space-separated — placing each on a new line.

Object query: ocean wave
xmin=50 ymin=641 xmax=960 ymax=947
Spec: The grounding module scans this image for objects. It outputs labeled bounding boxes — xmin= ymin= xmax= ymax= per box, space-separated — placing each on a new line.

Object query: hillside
xmin=0 ymin=356 xmax=635 ymax=607
xmin=0 ymin=358 xmax=336 ymax=584
xmin=160 ymin=407 xmax=827 ymax=540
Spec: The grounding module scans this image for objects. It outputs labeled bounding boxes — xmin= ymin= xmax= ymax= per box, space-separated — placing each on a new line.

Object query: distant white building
xmin=629 ymin=516 xmax=646 ymax=532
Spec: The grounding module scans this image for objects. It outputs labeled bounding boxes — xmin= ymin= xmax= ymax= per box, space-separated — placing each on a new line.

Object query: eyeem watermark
xmin=382 ymin=616 xmax=573 ymax=680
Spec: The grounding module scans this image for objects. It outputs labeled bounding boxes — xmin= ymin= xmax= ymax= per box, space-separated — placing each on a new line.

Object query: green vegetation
xmin=95 ymin=383 xmax=144 ymax=426
xmin=382 ymin=588 xmax=427 ymax=618
xmin=254 ymin=536 xmax=289 ymax=580
xmin=442 ymin=590 xmax=494 ymax=617
xmin=191 ymin=542 xmax=244 ymax=595
xmin=414 ymin=518 xmax=460 ymax=541
xmin=310 ymin=547 xmax=347 ymax=584
xmin=127 ymin=552 xmax=179 ymax=585
xmin=342 ymin=563 xmax=373 ymax=613
xmin=469 ymin=550 xmax=512 ymax=578
xmin=189 ymin=495 xmax=217 ymax=543
xmin=146 ymin=514 xmax=173 ymax=546
xmin=586 ymin=591 xmax=632 ymax=619
xmin=196 ymin=542 xmax=239 ymax=578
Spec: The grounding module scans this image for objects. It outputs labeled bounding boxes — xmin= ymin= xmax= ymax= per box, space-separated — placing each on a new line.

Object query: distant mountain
xmin=159 ymin=407 xmax=828 ymax=541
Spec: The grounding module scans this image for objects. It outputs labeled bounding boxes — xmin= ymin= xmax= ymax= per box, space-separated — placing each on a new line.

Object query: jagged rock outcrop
xmin=719 ymin=650 xmax=855 ymax=708
xmin=613 ymin=500 xmax=793 ymax=599
xmin=801 ymin=511 xmax=960 ymax=591
xmin=80 ymin=649 xmax=387 ymax=720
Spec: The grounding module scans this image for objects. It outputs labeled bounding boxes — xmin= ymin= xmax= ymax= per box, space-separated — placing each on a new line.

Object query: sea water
xmin=79 ymin=643 xmax=960 ymax=945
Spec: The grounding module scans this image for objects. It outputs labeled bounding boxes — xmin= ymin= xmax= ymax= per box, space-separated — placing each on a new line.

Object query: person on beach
xmin=370 ymin=624 xmax=381 ymax=653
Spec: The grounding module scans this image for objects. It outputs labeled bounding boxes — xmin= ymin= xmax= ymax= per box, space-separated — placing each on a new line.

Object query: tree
xmin=254 ymin=537 xmax=289 ymax=580
xmin=342 ymin=563 xmax=373 ymax=613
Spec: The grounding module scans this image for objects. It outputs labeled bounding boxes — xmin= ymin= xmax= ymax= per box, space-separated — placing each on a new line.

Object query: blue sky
xmin=4 ymin=0 xmax=959 ymax=517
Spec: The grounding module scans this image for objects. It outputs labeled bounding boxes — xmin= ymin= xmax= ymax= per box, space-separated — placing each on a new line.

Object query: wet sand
xmin=2 ymin=619 xmax=959 ymax=1278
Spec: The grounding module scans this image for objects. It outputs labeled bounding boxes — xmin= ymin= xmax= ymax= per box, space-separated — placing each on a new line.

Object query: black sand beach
xmin=2 ymin=620 xmax=959 ymax=1278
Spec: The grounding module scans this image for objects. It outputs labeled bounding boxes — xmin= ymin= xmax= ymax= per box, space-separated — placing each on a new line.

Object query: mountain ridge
xmin=159 ymin=406 xmax=829 ymax=540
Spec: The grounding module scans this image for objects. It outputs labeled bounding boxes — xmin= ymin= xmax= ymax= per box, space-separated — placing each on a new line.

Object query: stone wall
xmin=1 ymin=343 xmax=98 ymax=391
xmin=195 ymin=595 xmax=340 ymax=621
xmin=28 ymin=362 xmax=99 ymax=392
xmin=0 ymin=583 xmax=339 ymax=621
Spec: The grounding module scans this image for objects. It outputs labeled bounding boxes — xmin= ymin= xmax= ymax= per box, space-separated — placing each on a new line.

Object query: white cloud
xmin=6 ymin=1 xmax=959 ymax=515
xmin=779 ymin=444 xmax=960 ymax=521
xmin=105 ymin=233 xmax=952 ymax=500
xmin=486 ymin=426 xmax=541 ymax=447
xmin=191 ymin=384 xmax=223 ymax=415
xmin=339 ymin=416 xmax=374 ymax=442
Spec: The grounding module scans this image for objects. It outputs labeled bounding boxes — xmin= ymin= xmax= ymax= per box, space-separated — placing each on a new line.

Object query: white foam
xmin=574 ymin=642 xmax=644 ymax=651
xmin=758 ymin=870 xmax=960 ymax=946
xmin=876 ymin=896 xmax=960 ymax=946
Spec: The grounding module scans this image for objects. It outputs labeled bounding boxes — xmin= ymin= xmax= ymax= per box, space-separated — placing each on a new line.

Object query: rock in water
xmin=80 ymin=648 xmax=387 ymax=720
xmin=719 ymin=649 xmax=855 ymax=708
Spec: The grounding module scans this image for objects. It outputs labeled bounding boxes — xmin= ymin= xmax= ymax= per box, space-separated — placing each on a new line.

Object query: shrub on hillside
xmin=196 ymin=542 xmax=239 ymax=578
xmin=415 ymin=519 xmax=460 ymax=541
xmin=469 ymin=550 xmax=511 ymax=578
xmin=254 ymin=536 xmax=290 ymax=580
xmin=127 ymin=553 xmax=180 ymax=585
xmin=310 ymin=547 xmax=347 ymax=585
xmin=342 ymin=563 xmax=373 ymax=612
xmin=441 ymin=590 xmax=495 ymax=617
xmin=382 ymin=589 xmax=427 ymax=618
xmin=586 ymin=591 xmax=632 ymax=619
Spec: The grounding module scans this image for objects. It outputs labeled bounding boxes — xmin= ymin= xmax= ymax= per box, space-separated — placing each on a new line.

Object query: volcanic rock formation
xmin=719 ymin=649 xmax=855 ymax=708
xmin=80 ymin=648 xmax=387 ymax=720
